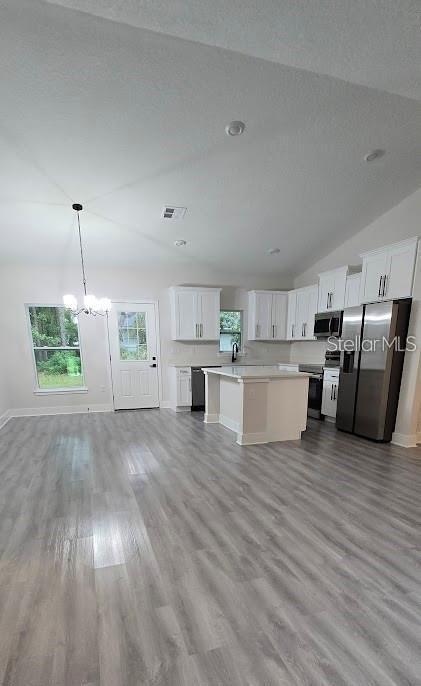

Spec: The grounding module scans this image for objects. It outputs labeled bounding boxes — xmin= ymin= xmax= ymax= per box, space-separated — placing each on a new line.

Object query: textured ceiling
xmin=43 ymin=0 xmax=421 ymax=101
xmin=1 ymin=0 xmax=421 ymax=277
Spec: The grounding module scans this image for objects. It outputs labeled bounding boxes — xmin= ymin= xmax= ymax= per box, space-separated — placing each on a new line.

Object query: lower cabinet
xmin=170 ymin=367 xmax=192 ymax=411
xmin=321 ymin=369 xmax=339 ymax=419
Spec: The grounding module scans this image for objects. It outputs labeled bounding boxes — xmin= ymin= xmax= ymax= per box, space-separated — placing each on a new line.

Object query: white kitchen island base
xmin=203 ymin=366 xmax=310 ymax=445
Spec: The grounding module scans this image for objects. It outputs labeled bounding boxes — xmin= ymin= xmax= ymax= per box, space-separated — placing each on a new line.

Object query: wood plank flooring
xmin=1 ymin=410 xmax=421 ymax=685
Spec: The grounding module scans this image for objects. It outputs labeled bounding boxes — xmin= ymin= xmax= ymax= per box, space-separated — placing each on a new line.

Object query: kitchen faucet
xmin=232 ymin=342 xmax=239 ymax=363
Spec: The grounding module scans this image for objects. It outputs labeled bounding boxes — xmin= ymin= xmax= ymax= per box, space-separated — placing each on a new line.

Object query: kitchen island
xmin=203 ymin=366 xmax=310 ymax=445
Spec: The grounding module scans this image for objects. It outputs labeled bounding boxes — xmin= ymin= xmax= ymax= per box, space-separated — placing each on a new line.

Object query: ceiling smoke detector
xmin=364 ymin=149 xmax=385 ymax=162
xmin=174 ymin=239 xmax=187 ymax=247
xmin=161 ymin=206 xmax=187 ymax=220
xmin=225 ymin=120 xmax=246 ymax=136
xmin=268 ymin=247 xmax=280 ymax=255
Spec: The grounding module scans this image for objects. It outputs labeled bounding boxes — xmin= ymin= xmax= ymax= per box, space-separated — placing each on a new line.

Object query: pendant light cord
xmin=76 ymin=209 xmax=88 ymax=296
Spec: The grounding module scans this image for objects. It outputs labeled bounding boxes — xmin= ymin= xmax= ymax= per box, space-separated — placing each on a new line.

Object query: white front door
xmin=108 ymin=303 xmax=159 ymax=409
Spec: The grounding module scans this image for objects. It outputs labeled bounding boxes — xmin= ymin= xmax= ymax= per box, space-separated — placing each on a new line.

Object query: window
xmin=118 ymin=311 xmax=148 ymax=360
xmin=220 ymin=310 xmax=242 ymax=352
xmin=28 ymin=306 xmax=84 ymax=390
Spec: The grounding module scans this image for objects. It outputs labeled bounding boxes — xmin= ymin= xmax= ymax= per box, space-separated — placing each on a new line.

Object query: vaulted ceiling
xmin=1 ymin=0 xmax=421 ymax=277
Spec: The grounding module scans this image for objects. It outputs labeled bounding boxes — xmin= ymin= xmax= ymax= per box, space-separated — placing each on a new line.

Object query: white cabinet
xmin=322 ymin=369 xmax=339 ymax=419
xmin=286 ymin=290 xmax=297 ymax=339
xmin=170 ymin=287 xmax=221 ymax=341
xmin=317 ymin=266 xmax=349 ymax=312
xmin=287 ymin=285 xmax=318 ymax=340
xmin=247 ymin=291 xmax=288 ymax=341
xmin=360 ymin=237 xmax=418 ymax=304
xmin=344 ymin=273 xmax=361 ymax=308
xmin=170 ymin=367 xmax=192 ymax=410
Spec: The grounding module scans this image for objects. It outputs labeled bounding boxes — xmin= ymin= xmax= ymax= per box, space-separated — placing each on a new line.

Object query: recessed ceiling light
xmin=225 ymin=120 xmax=246 ymax=136
xmin=267 ymin=247 xmax=280 ymax=255
xmin=174 ymin=239 xmax=187 ymax=247
xmin=364 ymin=149 xmax=385 ymax=162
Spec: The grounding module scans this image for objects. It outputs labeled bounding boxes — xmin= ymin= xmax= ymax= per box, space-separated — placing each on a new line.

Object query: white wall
xmin=292 ymin=186 xmax=421 ymax=445
xmin=0 ymin=263 xmax=292 ymax=416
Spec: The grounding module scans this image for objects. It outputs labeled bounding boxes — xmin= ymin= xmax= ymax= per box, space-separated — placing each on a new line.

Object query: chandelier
xmin=63 ymin=203 xmax=111 ymax=316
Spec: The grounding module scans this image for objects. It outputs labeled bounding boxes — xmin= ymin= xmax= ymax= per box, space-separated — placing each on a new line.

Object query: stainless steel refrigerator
xmin=336 ymin=299 xmax=411 ymax=442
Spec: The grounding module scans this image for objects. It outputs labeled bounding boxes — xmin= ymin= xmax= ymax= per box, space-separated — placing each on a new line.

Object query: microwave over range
xmin=313 ymin=310 xmax=343 ymax=338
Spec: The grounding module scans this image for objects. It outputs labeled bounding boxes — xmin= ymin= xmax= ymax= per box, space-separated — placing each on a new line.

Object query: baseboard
xmin=204 ymin=412 xmax=219 ymax=423
xmin=0 ymin=410 xmax=11 ymax=430
xmin=159 ymin=400 xmax=172 ymax=409
xmin=391 ymin=431 xmax=418 ymax=448
xmin=8 ymin=403 xmax=114 ymax=418
xmin=219 ymin=414 xmax=240 ymax=433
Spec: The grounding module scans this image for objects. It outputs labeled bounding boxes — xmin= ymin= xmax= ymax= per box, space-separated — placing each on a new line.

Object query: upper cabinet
xmin=248 ymin=291 xmax=288 ymax=341
xmin=170 ymin=287 xmax=221 ymax=341
xmin=360 ymin=237 xmax=418 ymax=304
xmin=287 ymin=285 xmax=318 ymax=340
xmin=317 ymin=266 xmax=349 ymax=312
xmin=344 ymin=273 xmax=362 ymax=309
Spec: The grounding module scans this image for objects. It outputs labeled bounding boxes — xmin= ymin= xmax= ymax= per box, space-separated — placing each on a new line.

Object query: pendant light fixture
xmin=63 ymin=203 xmax=111 ymax=316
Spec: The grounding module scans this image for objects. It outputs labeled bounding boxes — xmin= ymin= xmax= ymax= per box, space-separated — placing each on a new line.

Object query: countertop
xmin=202 ymin=365 xmax=310 ymax=380
xmin=168 ymin=361 xmax=299 ymax=368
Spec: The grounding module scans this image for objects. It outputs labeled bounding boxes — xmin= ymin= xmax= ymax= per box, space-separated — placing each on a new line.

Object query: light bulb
xmin=63 ymin=294 xmax=78 ymax=311
xmin=84 ymin=294 xmax=98 ymax=311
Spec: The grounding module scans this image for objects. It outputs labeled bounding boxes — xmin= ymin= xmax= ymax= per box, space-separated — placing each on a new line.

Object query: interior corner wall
xmin=0 ymin=263 xmax=292 ymax=418
xmin=0 ymin=331 xmax=10 ymax=423
xmin=292 ymin=185 xmax=421 ymax=446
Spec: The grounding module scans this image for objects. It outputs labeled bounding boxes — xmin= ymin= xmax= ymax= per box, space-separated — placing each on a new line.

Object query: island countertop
xmin=202 ymin=365 xmax=310 ymax=380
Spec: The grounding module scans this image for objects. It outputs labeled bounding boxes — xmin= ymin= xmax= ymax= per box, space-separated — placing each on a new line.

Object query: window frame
xmin=25 ymin=303 xmax=88 ymax=394
xmin=219 ymin=309 xmax=243 ymax=354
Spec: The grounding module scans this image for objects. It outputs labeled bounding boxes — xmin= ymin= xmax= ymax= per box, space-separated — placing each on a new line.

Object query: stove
xmin=299 ymin=364 xmax=324 ymax=419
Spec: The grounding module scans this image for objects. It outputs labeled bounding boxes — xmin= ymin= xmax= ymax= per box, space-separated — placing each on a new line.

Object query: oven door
xmin=314 ymin=314 xmax=332 ymax=338
xmin=307 ymin=374 xmax=323 ymax=419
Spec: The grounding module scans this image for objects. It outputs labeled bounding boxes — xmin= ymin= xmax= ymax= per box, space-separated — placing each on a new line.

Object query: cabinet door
xmin=321 ymin=378 xmax=338 ymax=417
xmin=384 ymin=241 xmax=417 ymax=300
xmin=331 ymin=271 xmax=347 ymax=310
xmin=174 ymin=290 xmax=197 ymax=339
xmin=360 ymin=251 xmax=389 ymax=304
xmin=295 ymin=290 xmax=309 ymax=338
xmin=177 ymin=373 xmax=192 ymax=406
xmin=271 ymin=293 xmax=287 ymax=340
xmin=286 ymin=291 xmax=297 ymax=339
xmin=198 ymin=291 xmax=220 ymax=340
xmin=318 ymin=274 xmax=335 ymax=312
xmin=254 ymin=292 xmax=273 ymax=339
xmin=305 ymin=286 xmax=319 ymax=339
xmin=344 ymin=274 xmax=361 ymax=308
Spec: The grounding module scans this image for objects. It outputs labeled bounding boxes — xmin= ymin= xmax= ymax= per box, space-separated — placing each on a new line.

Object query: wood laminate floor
xmin=1 ymin=411 xmax=421 ymax=685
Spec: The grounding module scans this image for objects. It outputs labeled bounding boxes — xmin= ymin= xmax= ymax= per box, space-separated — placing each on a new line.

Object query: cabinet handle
xmin=274 ymin=324 xmax=277 ymax=338
xmin=330 ymin=384 xmax=333 ymax=401
xmin=255 ymin=323 xmax=259 ymax=338
xmin=334 ymin=384 xmax=337 ymax=401
xmin=200 ymin=323 xmax=203 ymax=337
xmin=292 ymin=324 xmax=295 ymax=338
xmin=378 ymin=276 xmax=383 ymax=298
xmin=382 ymin=275 xmax=387 ymax=298
xmin=326 ymin=293 xmax=329 ymax=309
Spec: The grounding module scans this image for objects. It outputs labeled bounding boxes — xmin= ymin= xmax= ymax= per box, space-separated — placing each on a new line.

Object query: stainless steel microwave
xmin=314 ymin=311 xmax=343 ymax=338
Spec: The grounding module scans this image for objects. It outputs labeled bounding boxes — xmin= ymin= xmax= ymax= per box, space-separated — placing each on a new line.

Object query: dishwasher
xmin=191 ymin=366 xmax=221 ymax=410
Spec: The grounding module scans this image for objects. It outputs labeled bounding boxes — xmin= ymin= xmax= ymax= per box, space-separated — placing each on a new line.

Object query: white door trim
xmin=107 ymin=299 xmax=162 ymax=410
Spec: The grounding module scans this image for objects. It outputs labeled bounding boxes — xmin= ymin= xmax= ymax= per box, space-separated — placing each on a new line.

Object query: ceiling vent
xmin=161 ymin=206 xmax=187 ymax=221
